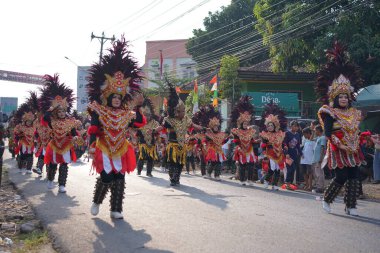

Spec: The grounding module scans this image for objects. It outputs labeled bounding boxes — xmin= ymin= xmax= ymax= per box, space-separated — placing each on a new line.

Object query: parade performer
xmin=159 ymin=82 xmax=202 ymax=186
xmin=13 ymin=102 xmax=36 ymax=174
xmin=7 ymin=118 xmax=17 ymax=159
xmin=230 ymin=96 xmax=259 ymax=186
xmin=316 ymin=42 xmax=364 ymax=216
xmin=72 ymin=111 xmax=87 ymax=160
xmin=136 ymin=96 xmax=160 ymax=177
xmin=40 ymin=74 xmax=77 ymax=193
xmin=194 ymin=105 xmax=227 ymax=181
xmin=28 ymin=91 xmax=51 ymax=177
xmin=192 ymin=107 xmax=208 ymax=177
xmin=259 ymin=102 xmax=287 ymax=190
xmin=185 ymin=128 xmax=197 ymax=175
xmin=87 ymin=37 xmax=145 ymax=219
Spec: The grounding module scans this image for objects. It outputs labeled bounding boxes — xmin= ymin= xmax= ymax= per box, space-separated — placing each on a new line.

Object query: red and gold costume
xmin=88 ymin=100 xmax=138 ymax=174
xmin=259 ymin=102 xmax=288 ymax=189
xmin=87 ymin=37 xmax=145 ymax=219
xmin=39 ymin=74 xmax=77 ymax=192
xmin=14 ymin=115 xmax=35 ymax=156
xmin=13 ymin=103 xmax=36 ymax=172
xmin=230 ymin=96 xmax=258 ymax=185
xmin=43 ymin=116 xmax=78 ymax=164
xmin=318 ymin=104 xmax=362 ymax=169
xmin=231 ymin=127 xmax=257 ymax=164
xmin=316 ymin=41 xmax=364 ymax=215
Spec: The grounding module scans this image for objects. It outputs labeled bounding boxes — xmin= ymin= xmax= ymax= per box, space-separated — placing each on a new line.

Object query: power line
xmin=131 ymin=0 xmax=213 ymax=42
xmin=104 ymin=0 xmax=163 ymax=32
xmin=143 ymin=0 xmax=288 ymax=60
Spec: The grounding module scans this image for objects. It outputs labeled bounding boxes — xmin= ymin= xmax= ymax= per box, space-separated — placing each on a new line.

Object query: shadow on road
xmin=140 ymin=176 xmax=233 ymax=210
xmin=330 ymin=213 xmax=380 ymax=226
xmin=92 ymin=218 xmax=173 ymax=253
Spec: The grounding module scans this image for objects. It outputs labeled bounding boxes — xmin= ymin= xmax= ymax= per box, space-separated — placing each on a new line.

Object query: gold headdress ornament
xmin=51 ymin=95 xmax=69 ymax=110
xmin=237 ymin=111 xmax=252 ymax=127
xmin=264 ymin=114 xmax=280 ymax=131
xmin=100 ymin=71 xmax=131 ymax=105
xmin=208 ymin=117 xmax=220 ymax=129
xmin=22 ymin=112 xmax=35 ymax=122
xmin=328 ymin=74 xmax=354 ymax=104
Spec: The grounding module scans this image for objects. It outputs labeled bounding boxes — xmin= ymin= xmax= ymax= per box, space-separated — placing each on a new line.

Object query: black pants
xmin=285 ymin=161 xmax=297 ymax=183
xmin=100 ymin=170 xmax=125 ymax=182
xmin=334 ymin=166 xmax=359 ymax=185
xmin=207 ymin=161 xmax=221 ymax=177
xmin=168 ymin=162 xmax=182 ymax=184
xmin=264 ymin=169 xmax=280 ymax=186
xmin=200 ymin=156 xmax=206 ymax=176
xmin=19 ymin=152 xmax=33 ymax=171
xmin=239 ymin=162 xmax=254 ymax=182
xmin=186 ymin=155 xmax=195 ymax=173
xmin=137 ymin=158 xmax=154 ymax=175
xmin=37 ymin=154 xmax=45 ymax=170
xmin=48 ymin=163 xmax=69 ymax=186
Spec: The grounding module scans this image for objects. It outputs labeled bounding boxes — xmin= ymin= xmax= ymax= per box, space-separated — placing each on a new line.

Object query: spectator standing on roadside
xmin=312 ymin=125 xmax=326 ymax=193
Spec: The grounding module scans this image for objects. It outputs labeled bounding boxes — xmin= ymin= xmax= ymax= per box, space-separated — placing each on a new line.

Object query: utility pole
xmin=91 ymin=32 xmax=115 ymax=64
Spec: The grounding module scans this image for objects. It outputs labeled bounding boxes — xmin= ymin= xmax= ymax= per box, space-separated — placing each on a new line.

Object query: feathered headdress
xmin=166 ymin=80 xmax=184 ymax=118
xmin=14 ymin=103 xmax=34 ymax=124
xmin=315 ymin=41 xmax=363 ymax=105
xmin=26 ymin=91 xmax=40 ymax=113
xmin=87 ymin=36 xmax=142 ymax=106
xmin=39 ymin=74 xmax=74 ymax=113
xmin=192 ymin=104 xmax=222 ymax=129
xmin=259 ymin=101 xmax=287 ymax=132
xmin=230 ymin=95 xmax=254 ymax=128
xmin=141 ymin=95 xmax=159 ymax=121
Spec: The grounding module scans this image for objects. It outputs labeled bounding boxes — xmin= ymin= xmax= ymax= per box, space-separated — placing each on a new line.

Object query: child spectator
xmin=301 ymin=127 xmax=315 ymax=191
xmin=283 ymin=121 xmax=302 ymax=190
xmin=312 ymin=125 xmax=326 ymax=193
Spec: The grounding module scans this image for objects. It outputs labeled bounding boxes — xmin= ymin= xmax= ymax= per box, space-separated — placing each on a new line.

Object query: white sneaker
xmin=207 ymin=173 xmax=212 ymax=178
xmin=21 ymin=169 xmax=26 ymax=175
xmin=241 ymin=181 xmax=247 ymax=186
xmin=47 ymin=181 xmax=54 ymax=189
xmin=215 ymin=176 xmax=221 ymax=181
xmin=26 ymin=170 xmax=32 ymax=174
xmin=91 ymin=203 xmax=100 ymax=216
xmin=322 ymin=201 xmax=331 ymax=213
xmin=346 ymin=208 xmax=358 ymax=216
xmin=272 ymin=185 xmax=280 ymax=191
xmin=58 ymin=186 xmax=66 ymax=193
xmin=264 ymin=180 xmax=269 ymax=189
xmin=110 ymin=212 xmax=124 ymax=219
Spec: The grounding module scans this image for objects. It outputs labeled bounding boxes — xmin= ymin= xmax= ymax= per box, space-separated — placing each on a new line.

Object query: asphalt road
xmin=4 ymin=151 xmax=380 ymax=253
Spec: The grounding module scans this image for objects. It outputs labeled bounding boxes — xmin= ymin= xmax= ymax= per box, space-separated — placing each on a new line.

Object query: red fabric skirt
xmin=44 ymin=144 xmax=77 ymax=164
xmin=93 ymin=146 xmax=136 ymax=175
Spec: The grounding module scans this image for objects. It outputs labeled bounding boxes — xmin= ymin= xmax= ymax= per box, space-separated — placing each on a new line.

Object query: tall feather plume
xmin=86 ymin=36 xmax=142 ymax=104
xmin=315 ymin=41 xmax=363 ymax=104
xmin=142 ymin=95 xmax=159 ymax=121
xmin=259 ymin=101 xmax=287 ymax=131
xmin=26 ymin=91 xmax=40 ymax=113
xmin=14 ymin=103 xmax=30 ymax=124
xmin=39 ymin=74 xmax=75 ymax=112
xmin=230 ymin=95 xmax=255 ymax=128
xmin=166 ymin=79 xmax=180 ymax=118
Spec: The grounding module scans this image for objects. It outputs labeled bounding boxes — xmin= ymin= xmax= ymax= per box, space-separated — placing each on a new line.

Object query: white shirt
xmin=300 ymin=139 xmax=315 ymax=165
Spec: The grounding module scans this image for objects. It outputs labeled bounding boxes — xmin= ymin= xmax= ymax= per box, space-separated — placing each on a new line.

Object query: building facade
xmin=143 ymin=39 xmax=197 ymax=88
xmin=76 ymin=66 xmax=91 ymax=113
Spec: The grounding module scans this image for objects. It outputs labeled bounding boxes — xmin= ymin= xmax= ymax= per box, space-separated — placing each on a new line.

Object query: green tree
xmin=253 ymin=0 xmax=380 ymax=83
xmin=219 ymin=55 xmax=240 ymax=104
xmin=187 ymin=0 xmax=266 ymax=76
